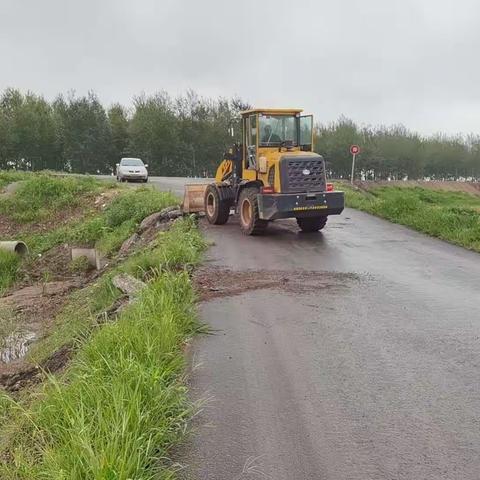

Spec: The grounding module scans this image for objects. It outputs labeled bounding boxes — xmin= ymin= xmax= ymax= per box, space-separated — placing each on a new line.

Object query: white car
xmin=116 ymin=158 xmax=149 ymax=183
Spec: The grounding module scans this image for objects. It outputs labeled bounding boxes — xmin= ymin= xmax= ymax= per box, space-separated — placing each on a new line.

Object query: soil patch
xmin=17 ymin=244 xmax=96 ymax=286
xmin=0 ymin=280 xmax=81 ymax=310
xmin=0 ymin=280 xmax=80 ymax=382
xmin=194 ymin=266 xmax=359 ymax=301
xmin=0 ymin=181 xmax=23 ymax=198
xmin=0 ymin=343 xmax=74 ymax=392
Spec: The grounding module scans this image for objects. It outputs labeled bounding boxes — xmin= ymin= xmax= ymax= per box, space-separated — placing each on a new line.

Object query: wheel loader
xmin=183 ymin=108 xmax=344 ymax=235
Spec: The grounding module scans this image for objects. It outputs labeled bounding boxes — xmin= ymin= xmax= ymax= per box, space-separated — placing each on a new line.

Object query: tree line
xmin=0 ymin=88 xmax=248 ymax=176
xmin=315 ymin=117 xmax=480 ymax=180
xmin=0 ymin=88 xmax=479 ymax=180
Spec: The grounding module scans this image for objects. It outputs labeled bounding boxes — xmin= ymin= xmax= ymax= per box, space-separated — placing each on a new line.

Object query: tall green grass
xmin=0 ymin=217 xmax=206 ymax=479
xmin=340 ymin=184 xmax=480 ymax=252
xmin=104 ymin=187 xmax=178 ymax=227
xmin=0 ymin=170 xmax=30 ymax=190
xmin=121 ymin=218 xmax=207 ymax=278
xmin=0 ymin=250 xmax=21 ymax=294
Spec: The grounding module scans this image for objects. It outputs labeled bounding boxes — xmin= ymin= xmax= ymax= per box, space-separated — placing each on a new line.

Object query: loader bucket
xmin=182 ymin=183 xmax=208 ymax=213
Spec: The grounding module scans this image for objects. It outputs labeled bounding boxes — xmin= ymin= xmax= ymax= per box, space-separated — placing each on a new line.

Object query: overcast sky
xmin=1 ymin=0 xmax=479 ymax=136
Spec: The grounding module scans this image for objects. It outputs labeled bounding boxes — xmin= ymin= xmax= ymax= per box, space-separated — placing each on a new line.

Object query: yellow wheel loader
xmin=183 ymin=108 xmax=344 ymax=235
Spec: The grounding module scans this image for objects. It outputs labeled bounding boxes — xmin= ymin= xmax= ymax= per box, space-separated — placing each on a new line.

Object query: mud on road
xmin=194 ymin=266 xmax=359 ymax=302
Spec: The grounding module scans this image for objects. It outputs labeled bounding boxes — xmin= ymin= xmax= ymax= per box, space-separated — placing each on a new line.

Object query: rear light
xmin=326 ymin=183 xmax=334 ymax=192
xmin=261 ymin=186 xmax=275 ymax=194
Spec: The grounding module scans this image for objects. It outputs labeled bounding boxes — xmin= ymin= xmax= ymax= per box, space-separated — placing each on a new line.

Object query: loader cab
xmin=241 ymin=109 xmax=314 ymax=172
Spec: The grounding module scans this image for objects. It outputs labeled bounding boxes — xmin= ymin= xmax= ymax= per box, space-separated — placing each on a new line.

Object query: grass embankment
xmin=340 ymin=183 xmax=480 ymax=252
xmin=0 ymin=171 xmax=177 ymax=292
xmin=0 ymin=173 xmax=102 ymax=293
xmin=0 ymin=173 xmax=101 ymax=223
xmin=1 ymin=217 xmax=206 ymax=479
xmin=27 ymin=186 xmax=177 ymax=255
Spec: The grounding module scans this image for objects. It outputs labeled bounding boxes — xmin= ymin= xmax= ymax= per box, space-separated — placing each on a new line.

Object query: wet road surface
xmin=115 ymin=177 xmax=480 ymax=478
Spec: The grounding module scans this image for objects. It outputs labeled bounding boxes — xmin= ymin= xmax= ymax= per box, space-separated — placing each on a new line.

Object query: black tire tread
xmin=205 ymin=184 xmax=230 ymax=225
xmin=296 ymin=216 xmax=328 ymax=232
xmin=239 ymin=187 xmax=268 ymax=235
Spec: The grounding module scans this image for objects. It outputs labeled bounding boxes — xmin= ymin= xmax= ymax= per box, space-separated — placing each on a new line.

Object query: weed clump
xmin=69 ymin=255 xmax=92 ymax=274
xmin=0 ymin=250 xmax=21 ymax=294
xmin=104 ymin=187 xmax=178 ymax=227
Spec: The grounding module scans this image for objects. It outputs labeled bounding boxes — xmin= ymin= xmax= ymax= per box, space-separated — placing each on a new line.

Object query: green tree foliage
xmin=53 ymin=92 xmax=112 ymax=174
xmin=0 ymin=89 xmax=57 ymax=171
xmin=129 ymin=91 xmax=179 ymax=175
xmin=108 ymin=103 xmax=130 ymax=165
xmin=128 ymin=90 xmax=245 ymax=176
xmin=315 ymin=118 xmax=480 ymax=180
xmin=1 ymin=87 xmax=479 ymax=179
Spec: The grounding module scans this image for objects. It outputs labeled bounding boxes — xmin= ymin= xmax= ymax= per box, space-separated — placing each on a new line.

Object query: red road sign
xmin=350 ymin=145 xmax=360 ymax=155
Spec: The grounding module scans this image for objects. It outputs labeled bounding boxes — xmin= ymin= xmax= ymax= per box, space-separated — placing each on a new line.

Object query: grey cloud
xmin=0 ymin=0 xmax=479 ymax=135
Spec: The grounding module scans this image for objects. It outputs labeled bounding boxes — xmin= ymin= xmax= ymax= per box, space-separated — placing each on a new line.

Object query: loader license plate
xmin=293 ymin=205 xmax=328 ymax=212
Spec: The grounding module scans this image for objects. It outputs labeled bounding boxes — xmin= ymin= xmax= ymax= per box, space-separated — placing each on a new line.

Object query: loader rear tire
xmin=239 ymin=187 xmax=268 ymax=235
xmin=297 ymin=216 xmax=327 ymax=232
xmin=205 ymin=185 xmax=230 ymax=225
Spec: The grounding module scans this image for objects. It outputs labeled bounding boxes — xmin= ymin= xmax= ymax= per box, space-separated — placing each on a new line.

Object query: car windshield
xmin=121 ymin=158 xmax=144 ymax=166
xmin=259 ymin=115 xmax=298 ymax=146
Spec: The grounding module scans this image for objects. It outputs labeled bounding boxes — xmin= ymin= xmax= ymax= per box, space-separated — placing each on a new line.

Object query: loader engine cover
xmin=280 ymin=154 xmax=326 ymax=193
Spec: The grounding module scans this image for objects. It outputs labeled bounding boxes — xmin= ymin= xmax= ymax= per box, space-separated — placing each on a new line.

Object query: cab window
xmin=246 ymin=114 xmax=257 ymax=169
xmin=300 ymin=115 xmax=313 ymax=147
xmin=259 ymin=115 xmax=298 ymax=146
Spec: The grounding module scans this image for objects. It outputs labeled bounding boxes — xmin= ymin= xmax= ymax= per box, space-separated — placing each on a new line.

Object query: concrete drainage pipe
xmin=0 ymin=241 xmax=28 ymax=256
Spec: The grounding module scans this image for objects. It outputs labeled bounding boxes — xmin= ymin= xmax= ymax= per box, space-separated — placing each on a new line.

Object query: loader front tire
xmin=296 ymin=216 xmax=327 ymax=232
xmin=205 ymin=185 xmax=230 ymax=225
xmin=239 ymin=187 xmax=267 ymax=235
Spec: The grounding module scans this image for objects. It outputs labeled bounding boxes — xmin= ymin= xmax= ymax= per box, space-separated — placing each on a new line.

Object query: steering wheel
xmin=278 ymin=140 xmax=294 ymax=152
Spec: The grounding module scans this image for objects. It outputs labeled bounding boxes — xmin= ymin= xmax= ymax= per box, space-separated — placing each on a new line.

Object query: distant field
xmin=353 ymin=179 xmax=480 ymax=196
xmin=338 ymin=181 xmax=480 ymax=253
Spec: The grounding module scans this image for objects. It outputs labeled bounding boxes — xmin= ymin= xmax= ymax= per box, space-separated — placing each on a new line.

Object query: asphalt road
xmin=146 ymin=177 xmax=480 ymax=479
xmin=96 ymin=175 xmax=211 ymax=197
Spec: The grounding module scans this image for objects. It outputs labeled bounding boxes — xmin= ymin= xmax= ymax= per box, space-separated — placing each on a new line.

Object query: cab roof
xmin=240 ymin=108 xmax=303 ymax=116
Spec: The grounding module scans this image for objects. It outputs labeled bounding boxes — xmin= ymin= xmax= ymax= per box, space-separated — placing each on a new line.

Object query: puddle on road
xmin=0 ymin=331 xmax=36 ymax=363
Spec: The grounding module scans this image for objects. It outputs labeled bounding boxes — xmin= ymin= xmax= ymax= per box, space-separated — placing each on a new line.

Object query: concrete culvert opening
xmin=71 ymin=248 xmax=101 ymax=270
xmin=0 ymin=241 xmax=28 ymax=256
xmin=14 ymin=242 xmax=28 ymax=255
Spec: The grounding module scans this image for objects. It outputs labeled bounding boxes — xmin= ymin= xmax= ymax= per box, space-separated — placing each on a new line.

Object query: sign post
xmin=350 ymin=145 xmax=360 ymax=184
